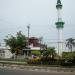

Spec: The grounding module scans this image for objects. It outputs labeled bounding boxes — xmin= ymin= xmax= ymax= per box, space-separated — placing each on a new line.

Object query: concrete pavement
xmin=0 ymin=60 xmax=75 ymax=73
xmin=0 ymin=67 xmax=75 ymax=75
xmin=0 ymin=63 xmax=75 ymax=73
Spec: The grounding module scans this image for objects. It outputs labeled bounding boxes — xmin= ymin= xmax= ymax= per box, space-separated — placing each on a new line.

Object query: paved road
xmin=0 ymin=68 xmax=75 ymax=75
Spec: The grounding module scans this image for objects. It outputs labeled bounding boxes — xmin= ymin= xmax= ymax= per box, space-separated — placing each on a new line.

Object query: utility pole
xmin=27 ymin=24 xmax=30 ymax=48
xmin=27 ymin=24 xmax=30 ymax=56
xmin=39 ymin=37 xmax=43 ymax=50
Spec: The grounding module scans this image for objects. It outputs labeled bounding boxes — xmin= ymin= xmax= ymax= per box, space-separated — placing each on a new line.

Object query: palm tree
xmin=66 ymin=38 xmax=75 ymax=52
xmin=43 ymin=47 xmax=56 ymax=59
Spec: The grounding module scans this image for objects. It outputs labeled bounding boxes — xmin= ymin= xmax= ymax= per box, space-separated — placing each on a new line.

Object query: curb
xmin=0 ymin=64 xmax=75 ymax=73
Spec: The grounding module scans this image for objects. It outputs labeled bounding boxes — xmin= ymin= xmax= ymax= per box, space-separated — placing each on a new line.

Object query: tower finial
xmin=57 ymin=0 xmax=61 ymax=4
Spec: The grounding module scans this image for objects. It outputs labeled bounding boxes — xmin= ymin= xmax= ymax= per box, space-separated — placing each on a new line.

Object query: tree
xmin=4 ymin=31 xmax=27 ymax=55
xmin=66 ymin=38 xmax=75 ymax=52
xmin=62 ymin=52 xmax=75 ymax=60
xmin=43 ymin=47 xmax=56 ymax=59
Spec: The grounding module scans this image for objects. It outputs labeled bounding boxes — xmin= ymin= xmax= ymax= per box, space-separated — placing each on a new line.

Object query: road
xmin=0 ymin=68 xmax=75 ymax=75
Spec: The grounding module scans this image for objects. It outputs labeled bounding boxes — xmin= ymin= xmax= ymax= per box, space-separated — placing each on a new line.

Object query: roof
xmin=29 ymin=37 xmax=39 ymax=40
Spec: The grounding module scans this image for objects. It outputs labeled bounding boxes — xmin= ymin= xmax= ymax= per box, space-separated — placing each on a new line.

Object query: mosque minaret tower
xmin=55 ymin=0 xmax=65 ymax=56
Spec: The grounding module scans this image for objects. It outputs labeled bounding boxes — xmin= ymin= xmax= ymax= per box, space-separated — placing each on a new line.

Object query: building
xmin=29 ymin=37 xmax=41 ymax=50
xmin=0 ymin=46 xmax=13 ymax=59
xmin=23 ymin=37 xmax=45 ymax=56
xmin=55 ymin=0 xmax=65 ymax=56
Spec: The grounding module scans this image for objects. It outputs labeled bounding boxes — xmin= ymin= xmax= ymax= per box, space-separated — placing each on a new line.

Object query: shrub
xmin=27 ymin=57 xmax=41 ymax=64
xmin=27 ymin=56 xmax=59 ymax=65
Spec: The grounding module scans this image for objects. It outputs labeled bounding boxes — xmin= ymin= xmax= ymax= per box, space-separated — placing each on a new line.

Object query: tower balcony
xmin=55 ymin=21 xmax=64 ymax=28
xmin=56 ymin=4 xmax=62 ymax=9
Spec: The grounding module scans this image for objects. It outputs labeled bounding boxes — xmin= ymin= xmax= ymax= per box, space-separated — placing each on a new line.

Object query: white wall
xmin=4 ymin=49 xmax=13 ymax=58
xmin=0 ymin=47 xmax=13 ymax=59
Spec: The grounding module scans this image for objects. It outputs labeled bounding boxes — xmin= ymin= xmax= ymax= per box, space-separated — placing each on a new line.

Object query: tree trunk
xmin=70 ymin=45 xmax=72 ymax=52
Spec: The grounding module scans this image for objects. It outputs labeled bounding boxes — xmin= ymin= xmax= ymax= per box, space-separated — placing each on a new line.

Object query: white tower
xmin=55 ymin=0 xmax=65 ymax=56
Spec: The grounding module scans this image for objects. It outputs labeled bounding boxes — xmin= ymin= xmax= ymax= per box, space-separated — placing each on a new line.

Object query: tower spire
xmin=57 ymin=0 xmax=61 ymax=4
xmin=56 ymin=0 xmax=62 ymax=9
xmin=56 ymin=0 xmax=64 ymax=28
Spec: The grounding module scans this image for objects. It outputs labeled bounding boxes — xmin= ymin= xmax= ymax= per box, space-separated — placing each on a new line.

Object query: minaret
xmin=55 ymin=0 xmax=65 ymax=56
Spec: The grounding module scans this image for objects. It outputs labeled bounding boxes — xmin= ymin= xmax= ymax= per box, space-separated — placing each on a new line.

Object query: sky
xmin=0 ymin=0 xmax=75 ymax=45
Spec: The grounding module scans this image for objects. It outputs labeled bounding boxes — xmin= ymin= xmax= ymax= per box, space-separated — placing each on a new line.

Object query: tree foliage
xmin=42 ymin=47 xmax=56 ymax=59
xmin=62 ymin=52 xmax=75 ymax=60
xmin=66 ymin=38 xmax=75 ymax=52
xmin=4 ymin=31 xmax=27 ymax=55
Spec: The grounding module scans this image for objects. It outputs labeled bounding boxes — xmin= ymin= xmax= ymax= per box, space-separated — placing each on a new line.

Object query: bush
xmin=27 ymin=56 xmax=59 ymax=65
xmin=27 ymin=57 xmax=41 ymax=64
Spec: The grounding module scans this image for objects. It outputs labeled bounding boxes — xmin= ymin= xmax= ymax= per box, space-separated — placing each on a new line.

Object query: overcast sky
xmin=0 ymin=0 xmax=75 ymax=44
